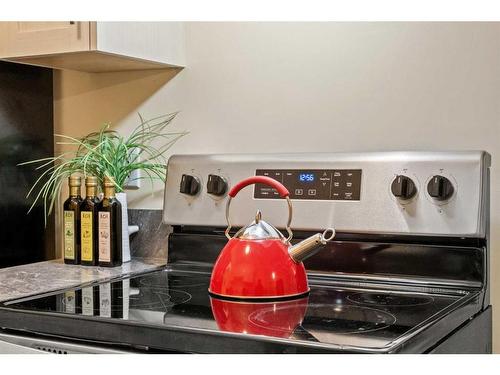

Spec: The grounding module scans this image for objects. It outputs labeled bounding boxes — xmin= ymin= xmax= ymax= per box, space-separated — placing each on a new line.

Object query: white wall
xmin=54 ymin=22 xmax=500 ymax=351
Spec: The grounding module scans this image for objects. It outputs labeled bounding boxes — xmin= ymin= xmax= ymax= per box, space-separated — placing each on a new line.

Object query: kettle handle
xmin=228 ymin=176 xmax=290 ymax=198
xmin=225 ymin=176 xmax=293 ymax=242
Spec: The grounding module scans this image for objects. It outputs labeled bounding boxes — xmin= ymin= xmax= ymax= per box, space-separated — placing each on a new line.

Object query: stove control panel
xmin=254 ymin=169 xmax=362 ymax=200
xmin=163 ymin=152 xmax=490 ymax=237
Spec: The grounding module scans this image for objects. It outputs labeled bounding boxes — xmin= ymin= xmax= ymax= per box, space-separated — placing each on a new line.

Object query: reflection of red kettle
xmin=209 ymin=176 xmax=335 ymax=300
xmin=210 ymin=297 xmax=308 ymax=338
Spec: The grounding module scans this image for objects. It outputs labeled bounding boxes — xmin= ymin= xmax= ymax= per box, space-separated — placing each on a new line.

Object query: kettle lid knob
xmin=233 ymin=210 xmax=286 ymax=241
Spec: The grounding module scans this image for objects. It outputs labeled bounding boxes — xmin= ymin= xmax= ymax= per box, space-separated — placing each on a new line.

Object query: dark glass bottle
xmin=97 ymin=176 xmax=122 ymax=267
xmin=63 ymin=175 xmax=83 ymax=265
xmin=80 ymin=176 xmax=101 ymax=266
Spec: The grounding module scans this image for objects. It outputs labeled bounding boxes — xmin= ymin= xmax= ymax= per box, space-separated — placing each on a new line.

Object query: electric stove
xmin=0 ymin=152 xmax=492 ymax=353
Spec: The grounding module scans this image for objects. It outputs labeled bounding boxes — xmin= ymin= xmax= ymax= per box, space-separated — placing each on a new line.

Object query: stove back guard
xmin=163 ymin=152 xmax=491 ymax=306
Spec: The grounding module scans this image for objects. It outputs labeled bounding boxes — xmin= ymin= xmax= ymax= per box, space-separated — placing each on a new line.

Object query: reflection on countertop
xmin=0 ymin=258 xmax=166 ymax=303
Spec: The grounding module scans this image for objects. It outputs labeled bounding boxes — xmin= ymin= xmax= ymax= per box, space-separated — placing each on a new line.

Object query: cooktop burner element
xmin=304 ymin=304 xmax=396 ymax=334
xmin=63 ymin=284 xmax=193 ymax=315
xmin=249 ymin=303 xmax=396 ymax=336
xmin=130 ymin=288 xmax=192 ymax=311
xmin=139 ymin=277 xmax=207 ymax=290
xmin=347 ymin=293 xmax=434 ymax=307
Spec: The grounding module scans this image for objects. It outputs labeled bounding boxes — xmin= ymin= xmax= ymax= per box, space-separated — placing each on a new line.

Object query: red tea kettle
xmin=209 ymin=176 xmax=335 ymax=300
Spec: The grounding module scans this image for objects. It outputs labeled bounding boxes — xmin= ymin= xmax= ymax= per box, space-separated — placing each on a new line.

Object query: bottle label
xmin=81 ymin=211 xmax=93 ymax=262
xmin=98 ymin=212 xmax=111 ymax=262
xmin=64 ymin=290 xmax=76 ymax=314
xmin=122 ymin=279 xmax=130 ymax=320
xmin=63 ymin=210 xmax=75 ymax=260
xmin=82 ymin=287 xmax=94 ymax=316
xmin=99 ymin=284 xmax=112 ymax=318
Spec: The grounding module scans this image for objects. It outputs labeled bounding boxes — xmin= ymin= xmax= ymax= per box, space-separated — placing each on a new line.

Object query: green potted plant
xmin=20 ymin=112 xmax=187 ymax=262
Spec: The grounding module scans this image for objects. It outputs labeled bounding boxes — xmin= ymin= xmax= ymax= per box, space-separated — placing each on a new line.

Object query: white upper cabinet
xmin=0 ymin=22 xmax=185 ymax=72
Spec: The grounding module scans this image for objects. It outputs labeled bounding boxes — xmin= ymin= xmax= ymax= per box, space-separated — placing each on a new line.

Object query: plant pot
xmin=115 ymin=192 xmax=132 ymax=263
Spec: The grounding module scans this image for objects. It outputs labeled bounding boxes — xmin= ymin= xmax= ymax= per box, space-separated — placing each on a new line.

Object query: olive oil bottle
xmin=80 ymin=176 xmax=101 ymax=266
xmin=98 ymin=176 xmax=122 ymax=267
xmin=63 ymin=176 xmax=83 ymax=265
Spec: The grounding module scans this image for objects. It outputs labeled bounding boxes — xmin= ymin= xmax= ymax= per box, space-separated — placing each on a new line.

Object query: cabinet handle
xmin=69 ymin=21 xmax=75 ymax=25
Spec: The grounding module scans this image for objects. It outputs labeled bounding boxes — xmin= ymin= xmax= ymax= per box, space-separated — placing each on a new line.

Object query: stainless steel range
xmin=0 ymin=151 xmax=492 ymax=353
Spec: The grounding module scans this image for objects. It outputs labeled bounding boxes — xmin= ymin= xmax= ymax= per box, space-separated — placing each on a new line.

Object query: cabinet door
xmin=0 ymin=22 xmax=93 ymax=58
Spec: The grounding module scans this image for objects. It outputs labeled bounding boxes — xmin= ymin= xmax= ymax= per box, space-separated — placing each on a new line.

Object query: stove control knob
xmin=207 ymin=174 xmax=227 ymax=196
xmin=391 ymin=175 xmax=417 ymax=200
xmin=427 ymin=175 xmax=454 ymax=201
xmin=180 ymin=174 xmax=201 ymax=196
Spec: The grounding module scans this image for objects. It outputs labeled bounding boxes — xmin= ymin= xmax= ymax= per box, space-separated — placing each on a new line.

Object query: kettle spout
xmin=288 ymin=228 xmax=335 ymax=263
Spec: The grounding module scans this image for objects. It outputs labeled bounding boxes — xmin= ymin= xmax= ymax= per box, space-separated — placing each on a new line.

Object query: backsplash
xmin=0 ymin=60 xmax=55 ymax=267
xmin=128 ymin=209 xmax=170 ymax=260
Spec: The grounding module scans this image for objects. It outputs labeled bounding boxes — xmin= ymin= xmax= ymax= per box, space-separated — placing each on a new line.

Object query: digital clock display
xmin=299 ymin=173 xmax=315 ymax=182
xmin=255 ymin=169 xmax=362 ymax=201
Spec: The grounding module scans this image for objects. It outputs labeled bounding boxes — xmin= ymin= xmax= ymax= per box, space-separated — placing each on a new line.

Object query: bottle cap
xmin=85 ymin=176 xmax=98 ymax=186
xmin=68 ymin=175 xmax=81 ymax=187
xmin=103 ymin=176 xmax=115 ymax=187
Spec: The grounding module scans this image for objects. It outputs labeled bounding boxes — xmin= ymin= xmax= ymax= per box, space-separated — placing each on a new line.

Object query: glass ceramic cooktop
xmin=3 ymin=269 xmax=468 ymax=350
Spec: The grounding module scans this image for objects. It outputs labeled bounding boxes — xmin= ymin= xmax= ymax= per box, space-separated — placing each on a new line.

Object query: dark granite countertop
xmin=0 ymin=258 xmax=166 ymax=303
